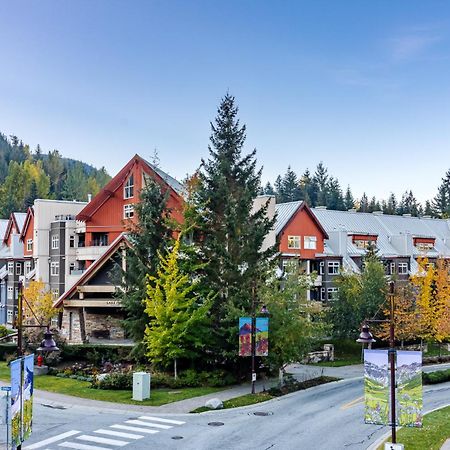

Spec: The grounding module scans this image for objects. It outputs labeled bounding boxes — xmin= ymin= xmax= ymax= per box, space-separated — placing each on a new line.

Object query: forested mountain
xmin=263 ymin=163 xmax=450 ymax=219
xmin=0 ymin=132 xmax=111 ymax=218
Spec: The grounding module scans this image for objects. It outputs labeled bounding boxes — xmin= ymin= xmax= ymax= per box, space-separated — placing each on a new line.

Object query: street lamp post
xmin=357 ymin=281 xmax=396 ymax=444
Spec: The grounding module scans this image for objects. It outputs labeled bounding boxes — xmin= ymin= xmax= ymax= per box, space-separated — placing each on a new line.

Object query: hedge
xmin=0 ymin=344 xmax=17 ymax=361
xmin=59 ymin=344 xmax=134 ymax=364
xmin=423 ymin=369 xmax=450 ymax=385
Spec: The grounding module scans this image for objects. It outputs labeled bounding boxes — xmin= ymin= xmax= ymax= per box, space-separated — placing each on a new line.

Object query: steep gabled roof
xmin=53 ymin=233 xmax=131 ymax=308
xmin=0 ymin=220 xmax=9 ymax=242
xmin=275 ymin=201 xmax=329 ymax=239
xmin=77 ymin=154 xmax=184 ymax=221
xmin=20 ymin=207 xmax=34 ymax=241
xmin=3 ymin=212 xmax=27 ymax=244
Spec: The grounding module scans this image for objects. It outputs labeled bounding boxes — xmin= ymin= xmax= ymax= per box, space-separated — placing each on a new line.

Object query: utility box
xmin=384 ymin=443 xmax=404 ymax=450
xmin=132 ymin=372 xmax=151 ymax=401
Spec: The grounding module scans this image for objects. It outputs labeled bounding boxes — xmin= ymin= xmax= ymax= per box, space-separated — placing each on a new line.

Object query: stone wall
xmin=60 ymin=308 xmax=83 ymax=344
xmin=84 ymin=311 xmax=125 ymax=341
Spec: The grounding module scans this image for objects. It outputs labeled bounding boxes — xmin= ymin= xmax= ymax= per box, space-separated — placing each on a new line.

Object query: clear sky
xmin=1 ymin=1 xmax=449 ymax=204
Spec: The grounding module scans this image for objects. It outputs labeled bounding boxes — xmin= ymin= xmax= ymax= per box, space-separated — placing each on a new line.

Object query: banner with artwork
xmin=22 ymin=354 xmax=34 ymax=440
xmin=397 ymin=350 xmax=423 ymax=427
xmin=364 ymin=349 xmax=389 ymax=425
xmin=255 ymin=318 xmax=269 ymax=356
xmin=239 ymin=317 xmax=269 ymax=356
xmin=10 ymin=358 xmax=22 ymax=449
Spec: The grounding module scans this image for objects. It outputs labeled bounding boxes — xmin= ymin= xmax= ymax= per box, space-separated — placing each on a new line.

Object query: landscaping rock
xmin=205 ymin=398 xmax=223 ymax=409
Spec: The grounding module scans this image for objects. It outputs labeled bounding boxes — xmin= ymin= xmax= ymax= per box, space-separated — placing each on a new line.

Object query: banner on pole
xmin=364 ymin=349 xmax=389 ymax=425
xmin=239 ymin=317 xmax=269 ymax=356
xmin=22 ymin=354 xmax=34 ymax=440
xmin=397 ymin=350 xmax=423 ymax=428
xmin=10 ymin=358 xmax=22 ymax=449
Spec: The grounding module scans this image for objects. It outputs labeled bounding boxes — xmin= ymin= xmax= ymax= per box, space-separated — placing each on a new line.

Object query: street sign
xmin=1 ymin=386 xmax=11 ymax=391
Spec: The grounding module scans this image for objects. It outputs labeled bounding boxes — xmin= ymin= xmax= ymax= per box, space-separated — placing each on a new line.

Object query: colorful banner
xmin=397 ymin=350 xmax=423 ymax=428
xmin=239 ymin=317 xmax=269 ymax=356
xmin=239 ymin=317 xmax=252 ymax=356
xmin=255 ymin=317 xmax=269 ymax=356
xmin=364 ymin=349 xmax=389 ymax=425
xmin=10 ymin=358 xmax=22 ymax=449
xmin=22 ymin=354 xmax=34 ymax=440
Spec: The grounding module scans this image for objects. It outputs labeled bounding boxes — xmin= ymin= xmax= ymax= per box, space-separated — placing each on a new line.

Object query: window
xmin=51 ymin=235 xmax=59 ymax=250
xmin=15 ymin=263 xmax=22 ymax=276
xmin=390 ymin=262 xmax=396 ymax=275
xmin=124 ymin=174 xmax=134 ymax=199
xmin=69 ymin=235 xmax=75 ymax=248
xmin=304 ymin=236 xmax=317 ymax=250
xmin=26 ymin=239 xmax=33 ymax=252
xmin=92 ymin=233 xmax=108 ymax=246
xmin=25 ymin=261 xmax=32 ymax=275
xmin=52 ymin=289 xmax=59 ymax=300
xmin=320 ymin=288 xmax=325 ymax=301
xmin=327 ymin=287 xmax=339 ymax=301
xmin=416 ymin=242 xmax=433 ymax=252
xmin=328 ymin=261 xmax=340 ymax=275
xmin=124 ymin=204 xmax=134 ymax=219
xmin=398 ymin=263 xmax=409 ymax=275
xmin=7 ymin=262 xmax=13 ymax=275
xmin=287 ymin=235 xmax=300 ymax=249
xmin=7 ymin=310 xmax=12 ymax=323
xmin=51 ymin=262 xmax=59 ymax=276
xmin=319 ymin=261 xmax=324 ymax=275
xmin=7 ymin=286 xmax=13 ymax=300
xmin=354 ymin=239 xmax=377 ymax=250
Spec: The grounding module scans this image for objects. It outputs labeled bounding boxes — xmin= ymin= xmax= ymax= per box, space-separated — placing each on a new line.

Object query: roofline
xmin=3 ymin=212 xmax=22 ymax=245
xmin=53 ymin=233 xmax=131 ymax=308
xmin=19 ymin=207 xmax=34 ymax=242
xmin=277 ymin=202 xmax=329 ymax=240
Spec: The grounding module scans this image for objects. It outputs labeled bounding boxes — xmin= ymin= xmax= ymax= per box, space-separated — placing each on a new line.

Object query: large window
xmin=304 ymin=236 xmax=317 ymax=250
xmin=51 ymin=235 xmax=59 ymax=250
xmin=124 ymin=174 xmax=134 ymax=199
xmin=390 ymin=262 xmax=396 ymax=275
xmin=51 ymin=262 xmax=59 ymax=276
xmin=7 ymin=286 xmax=13 ymax=299
xmin=7 ymin=262 xmax=13 ymax=275
xmin=287 ymin=235 xmax=301 ymax=249
xmin=26 ymin=239 xmax=33 ymax=252
xmin=52 ymin=289 xmax=59 ymax=300
xmin=328 ymin=261 xmax=340 ymax=275
xmin=398 ymin=262 xmax=409 ymax=275
xmin=25 ymin=261 xmax=32 ymax=275
xmin=124 ymin=204 xmax=134 ymax=219
xmin=15 ymin=263 xmax=22 ymax=276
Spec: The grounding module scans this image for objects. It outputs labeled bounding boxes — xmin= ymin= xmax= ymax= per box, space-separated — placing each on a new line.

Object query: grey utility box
xmin=132 ymin=372 xmax=151 ymax=401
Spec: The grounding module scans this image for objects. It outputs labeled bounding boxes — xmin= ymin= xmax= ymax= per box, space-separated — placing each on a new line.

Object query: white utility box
xmin=132 ymin=372 xmax=151 ymax=401
xmin=384 ymin=443 xmax=404 ymax=450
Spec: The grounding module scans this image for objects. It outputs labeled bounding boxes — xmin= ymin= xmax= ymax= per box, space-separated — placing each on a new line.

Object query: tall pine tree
xmin=194 ymin=94 xmax=276 ymax=365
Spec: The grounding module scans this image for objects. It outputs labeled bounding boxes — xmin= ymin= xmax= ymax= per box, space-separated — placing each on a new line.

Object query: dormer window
xmin=413 ymin=237 xmax=435 ymax=252
xmin=351 ymin=234 xmax=378 ymax=250
xmin=124 ymin=175 xmax=134 ymax=199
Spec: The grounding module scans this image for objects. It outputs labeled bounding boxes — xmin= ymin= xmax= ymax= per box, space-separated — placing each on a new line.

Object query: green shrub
xmin=96 ymin=373 xmax=133 ymax=390
xmin=0 ymin=344 xmax=16 ymax=361
xmin=423 ymin=369 xmax=450 ymax=385
xmin=59 ymin=344 xmax=133 ymax=364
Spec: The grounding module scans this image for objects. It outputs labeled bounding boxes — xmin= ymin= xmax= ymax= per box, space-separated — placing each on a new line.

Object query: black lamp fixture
xmin=37 ymin=328 xmax=59 ymax=353
xmin=260 ymin=304 xmax=269 ymax=315
xmin=356 ymin=323 xmax=376 ymax=344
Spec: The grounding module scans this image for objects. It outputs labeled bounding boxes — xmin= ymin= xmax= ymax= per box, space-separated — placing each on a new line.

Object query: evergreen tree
xmin=274 ymin=175 xmax=283 ymax=203
xmin=299 ymin=169 xmax=315 ymax=205
xmin=35 ymin=144 xmax=42 ymax=160
xmin=44 ymin=150 xmax=64 ymax=196
xmin=424 ymin=200 xmax=433 ymax=216
xmin=344 ymin=186 xmax=354 ymax=210
xmin=143 ymin=238 xmax=211 ymax=375
xmin=327 ymin=177 xmax=345 ymax=210
xmin=116 ymin=178 xmax=173 ymax=356
xmin=194 ymin=94 xmax=277 ymax=365
xmin=384 ymin=193 xmax=398 ymax=215
xmin=398 ymin=190 xmax=420 ymax=216
xmin=432 ymin=170 xmax=450 ymax=218
xmin=263 ymin=182 xmax=275 ymax=196
xmin=313 ymin=162 xmax=329 ymax=206
xmin=358 ymin=193 xmax=369 ymax=212
xmin=281 ymin=166 xmax=301 ymax=202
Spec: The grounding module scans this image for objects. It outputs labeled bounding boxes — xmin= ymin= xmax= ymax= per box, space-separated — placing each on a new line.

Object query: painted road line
xmin=58 ymin=442 xmax=108 ymax=450
xmin=94 ymin=429 xmax=144 ymax=439
xmin=110 ymin=424 xmax=160 ymax=434
xmin=76 ymin=434 xmax=129 ymax=446
xmin=125 ymin=419 xmax=172 ymax=429
xmin=138 ymin=416 xmax=185 ymax=425
xmin=341 ymin=396 xmax=364 ymax=410
xmin=24 ymin=430 xmax=80 ymax=449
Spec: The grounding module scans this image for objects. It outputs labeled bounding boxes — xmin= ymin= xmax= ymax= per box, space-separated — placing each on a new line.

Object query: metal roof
xmin=144 ymin=159 xmax=185 ymax=195
xmin=274 ymin=201 xmax=303 ymax=235
xmin=0 ymin=220 xmax=8 ymax=241
xmin=14 ymin=213 xmax=27 ymax=233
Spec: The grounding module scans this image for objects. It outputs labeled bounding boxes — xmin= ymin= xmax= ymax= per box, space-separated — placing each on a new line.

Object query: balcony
xmin=76 ymin=244 xmax=109 ymax=261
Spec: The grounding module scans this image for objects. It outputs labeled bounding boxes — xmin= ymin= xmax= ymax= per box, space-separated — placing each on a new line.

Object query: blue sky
xmin=1 ymin=1 xmax=450 ymax=203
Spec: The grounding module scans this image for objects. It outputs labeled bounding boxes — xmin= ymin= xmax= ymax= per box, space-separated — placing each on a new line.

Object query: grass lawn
xmin=378 ymin=405 xmax=450 ymax=450
xmin=0 ymin=362 xmax=225 ymax=406
xmin=191 ymin=392 xmax=273 ymax=413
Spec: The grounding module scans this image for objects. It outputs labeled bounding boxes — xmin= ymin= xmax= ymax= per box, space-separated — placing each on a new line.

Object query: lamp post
xmin=357 ymin=281 xmax=396 ymax=444
xmin=250 ymin=283 xmax=269 ymax=395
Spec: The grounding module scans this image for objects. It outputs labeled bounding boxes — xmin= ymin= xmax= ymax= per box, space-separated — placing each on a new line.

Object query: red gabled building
xmin=56 ymin=154 xmax=185 ymax=343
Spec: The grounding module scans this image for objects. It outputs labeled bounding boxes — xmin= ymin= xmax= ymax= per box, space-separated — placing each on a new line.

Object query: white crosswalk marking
xmin=125 ymin=419 xmax=172 ymax=429
xmin=138 ymin=416 xmax=185 ymax=425
xmin=110 ymin=424 xmax=160 ymax=434
xmin=24 ymin=430 xmax=80 ymax=449
xmin=59 ymin=442 xmax=108 ymax=450
xmin=76 ymin=434 xmax=129 ymax=446
xmin=94 ymin=429 xmax=144 ymax=439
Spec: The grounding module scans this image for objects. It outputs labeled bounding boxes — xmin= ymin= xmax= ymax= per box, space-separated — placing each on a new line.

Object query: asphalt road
xmin=2 ymin=377 xmax=448 ymax=450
